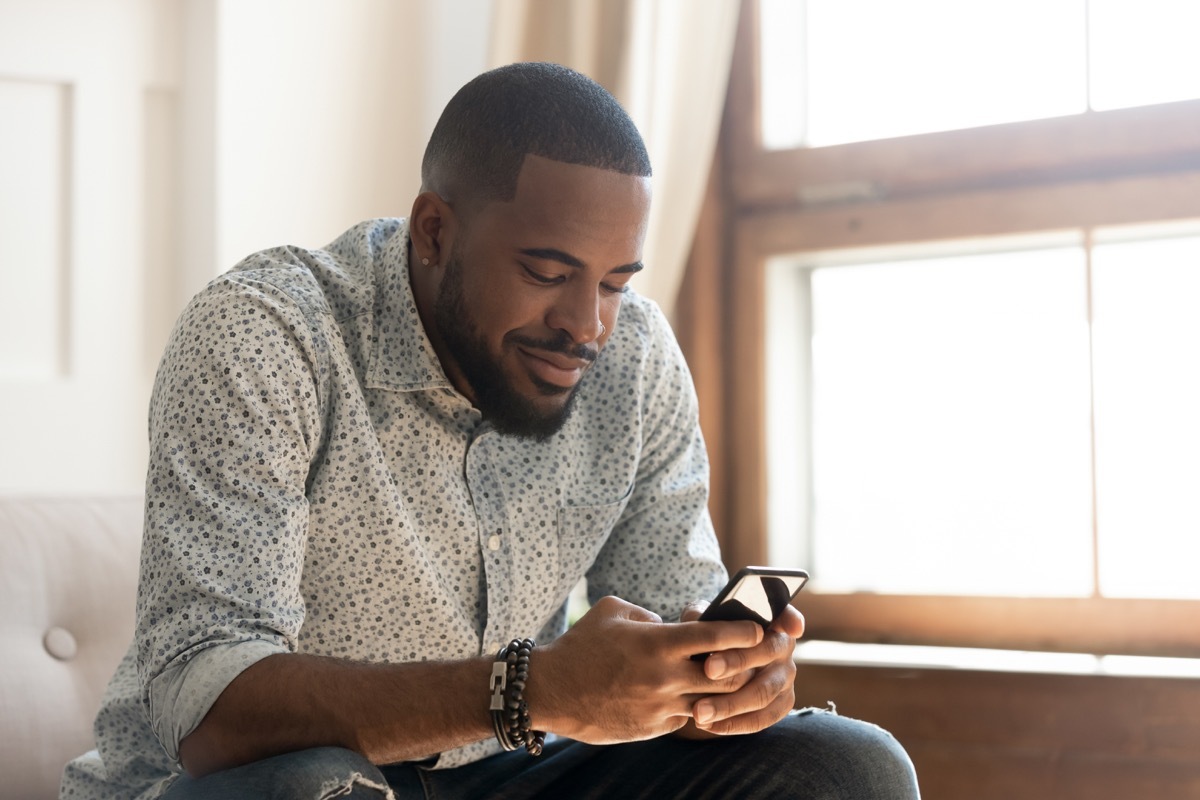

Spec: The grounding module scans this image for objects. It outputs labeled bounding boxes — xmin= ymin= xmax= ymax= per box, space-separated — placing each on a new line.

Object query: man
xmin=62 ymin=63 xmax=919 ymax=799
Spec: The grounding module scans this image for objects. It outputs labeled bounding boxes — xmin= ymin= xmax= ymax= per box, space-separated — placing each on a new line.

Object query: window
xmin=768 ymin=225 xmax=1200 ymax=602
xmin=1092 ymin=229 xmax=1200 ymax=599
xmin=768 ymin=236 xmax=1094 ymax=598
xmin=759 ymin=0 xmax=1200 ymax=149
xmin=719 ymin=0 xmax=1200 ymax=656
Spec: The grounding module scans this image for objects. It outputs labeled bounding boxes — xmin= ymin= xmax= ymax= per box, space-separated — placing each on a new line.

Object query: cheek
xmin=601 ymin=296 xmax=624 ymax=331
xmin=489 ymin=300 xmax=558 ymax=357
xmin=459 ymin=268 xmax=532 ymax=339
xmin=497 ymin=294 xmax=552 ymax=339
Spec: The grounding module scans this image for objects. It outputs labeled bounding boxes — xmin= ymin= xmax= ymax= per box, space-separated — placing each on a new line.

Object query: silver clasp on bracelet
xmin=489 ymin=660 xmax=508 ymax=711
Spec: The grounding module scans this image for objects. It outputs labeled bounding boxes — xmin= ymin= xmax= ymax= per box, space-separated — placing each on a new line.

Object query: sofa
xmin=0 ymin=495 xmax=144 ymax=800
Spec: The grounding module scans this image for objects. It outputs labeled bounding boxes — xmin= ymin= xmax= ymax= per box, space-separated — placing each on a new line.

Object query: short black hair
xmin=421 ymin=62 xmax=651 ymax=209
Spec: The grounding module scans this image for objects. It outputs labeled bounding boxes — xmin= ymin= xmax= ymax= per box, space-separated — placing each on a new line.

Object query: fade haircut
xmin=420 ymin=62 xmax=651 ymax=211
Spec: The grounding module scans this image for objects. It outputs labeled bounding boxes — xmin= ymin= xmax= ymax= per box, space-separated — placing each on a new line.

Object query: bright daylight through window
xmin=756 ymin=2 xmax=1200 ymax=603
xmin=767 ymin=229 xmax=1200 ymax=601
xmin=759 ymin=0 xmax=1200 ymax=149
xmin=1091 ymin=231 xmax=1200 ymax=599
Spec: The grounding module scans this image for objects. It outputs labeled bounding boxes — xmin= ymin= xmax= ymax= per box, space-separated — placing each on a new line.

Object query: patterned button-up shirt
xmin=61 ymin=218 xmax=725 ymax=799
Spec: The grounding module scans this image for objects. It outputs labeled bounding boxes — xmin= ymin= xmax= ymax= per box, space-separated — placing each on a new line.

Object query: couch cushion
xmin=0 ymin=496 xmax=143 ymax=799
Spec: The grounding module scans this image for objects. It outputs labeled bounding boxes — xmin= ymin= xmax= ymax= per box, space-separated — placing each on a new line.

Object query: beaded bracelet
xmin=489 ymin=638 xmax=546 ymax=756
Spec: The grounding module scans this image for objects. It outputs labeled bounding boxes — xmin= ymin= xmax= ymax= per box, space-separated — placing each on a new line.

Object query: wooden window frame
xmin=719 ymin=0 xmax=1200 ymax=658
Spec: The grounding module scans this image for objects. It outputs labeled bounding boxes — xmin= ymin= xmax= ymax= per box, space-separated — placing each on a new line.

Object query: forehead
xmin=468 ymin=155 xmax=651 ymax=261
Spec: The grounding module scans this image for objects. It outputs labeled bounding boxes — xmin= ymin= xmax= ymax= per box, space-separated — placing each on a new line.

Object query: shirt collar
xmin=365 ymin=218 xmax=456 ymax=393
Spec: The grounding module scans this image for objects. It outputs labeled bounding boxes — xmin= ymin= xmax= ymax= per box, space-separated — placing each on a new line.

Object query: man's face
xmin=431 ymin=155 xmax=651 ymax=440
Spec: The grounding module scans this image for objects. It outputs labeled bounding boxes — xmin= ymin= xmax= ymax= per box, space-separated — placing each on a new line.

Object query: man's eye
xmin=601 ymin=283 xmax=630 ymax=295
xmin=522 ymin=265 xmax=561 ymax=284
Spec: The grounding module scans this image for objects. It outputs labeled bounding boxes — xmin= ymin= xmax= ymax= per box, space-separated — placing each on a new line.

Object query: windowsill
xmin=794 ymin=640 xmax=1200 ymax=679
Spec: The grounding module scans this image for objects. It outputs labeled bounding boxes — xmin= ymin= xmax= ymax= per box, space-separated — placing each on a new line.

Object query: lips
xmin=517 ymin=347 xmax=590 ymax=388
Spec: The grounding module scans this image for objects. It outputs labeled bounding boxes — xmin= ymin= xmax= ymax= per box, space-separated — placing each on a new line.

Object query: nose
xmin=547 ymin=283 xmax=604 ymax=344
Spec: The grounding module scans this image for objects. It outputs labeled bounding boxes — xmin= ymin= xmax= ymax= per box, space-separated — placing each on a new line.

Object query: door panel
xmin=0 ymin=0 xmax=181 ymax=492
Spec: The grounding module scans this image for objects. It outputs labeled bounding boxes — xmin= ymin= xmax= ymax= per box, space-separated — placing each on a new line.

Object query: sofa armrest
xmin=0 ymin=495 xmax=143 ymax=799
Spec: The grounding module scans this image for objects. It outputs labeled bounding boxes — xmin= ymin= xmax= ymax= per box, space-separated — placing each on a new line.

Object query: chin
xmin=528 ymin=378 xmax=576 ymax=399
xmin=490 ymin=378 xmax=582 ymax=442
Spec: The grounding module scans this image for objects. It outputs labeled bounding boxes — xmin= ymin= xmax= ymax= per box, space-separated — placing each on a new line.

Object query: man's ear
xmin=408 ymin=191 xmax=457 ymax=267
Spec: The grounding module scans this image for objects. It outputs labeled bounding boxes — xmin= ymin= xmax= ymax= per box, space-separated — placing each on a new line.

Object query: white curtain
xmin=490 ymin=0 xmax=739 ymax=319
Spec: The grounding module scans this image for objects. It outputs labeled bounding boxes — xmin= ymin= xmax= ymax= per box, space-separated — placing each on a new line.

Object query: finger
xmin=694 ymin=686 xmax=796 ymax=736
xmin=591 ymin=595 xmax=663 ymax=624
xmin=769 ymin=606 xmax=805 ymax=639
xmin=669 ymin=619 xmax=763 ymax=659
xmin=704 ymin=629 xmax=794 ymax=681
xmin=692 ymin=661 xmax=796 ymax=731
xmin=691 ymin=665 xmax=756 ymax=697
xmin=679 ymin=600 xmax=708 ymax=623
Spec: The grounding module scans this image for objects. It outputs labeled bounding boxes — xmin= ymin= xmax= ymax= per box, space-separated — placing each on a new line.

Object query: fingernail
xmin=706 ymin=654 xmax=726 ymax=679
xmin=695 ymin=701 xmax=715 ymax=726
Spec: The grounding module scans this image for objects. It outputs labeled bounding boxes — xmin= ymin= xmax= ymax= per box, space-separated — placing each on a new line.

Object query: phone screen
xmin=698 ymin=567 xmax=809 ymax=627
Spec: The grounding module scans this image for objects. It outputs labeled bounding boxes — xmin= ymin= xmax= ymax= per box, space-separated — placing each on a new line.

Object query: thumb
xmin=679 ymin=600 xmax=709 ymax=623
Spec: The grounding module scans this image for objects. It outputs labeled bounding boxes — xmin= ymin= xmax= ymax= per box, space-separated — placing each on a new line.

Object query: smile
xmin=517 ymin=347 xmax=590 ymax=389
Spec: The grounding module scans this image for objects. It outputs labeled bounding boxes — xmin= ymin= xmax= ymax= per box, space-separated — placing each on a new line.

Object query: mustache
xmin=507 ymin=331 xmax=598 ymax=363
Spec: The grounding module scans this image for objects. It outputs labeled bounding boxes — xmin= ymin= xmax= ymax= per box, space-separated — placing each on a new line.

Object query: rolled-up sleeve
xmin=135 ymin=271 xmax=328 ymax=762
xmin=146 ymin=640 xmax=286 ymax=764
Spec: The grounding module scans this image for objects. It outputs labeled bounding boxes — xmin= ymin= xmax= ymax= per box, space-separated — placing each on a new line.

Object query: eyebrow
xmin=519 ymin=247 xmax=644 ymax=275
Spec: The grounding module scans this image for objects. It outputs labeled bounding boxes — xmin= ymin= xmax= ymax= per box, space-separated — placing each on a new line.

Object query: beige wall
xmin=0 ymin=0 xmax=491 ymax=493
xmin=213 ymin=0 xmax=491 ymax=271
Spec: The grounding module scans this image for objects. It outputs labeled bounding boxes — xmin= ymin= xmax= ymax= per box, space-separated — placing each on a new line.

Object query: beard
xmin=432 ymin=251 xmax=593 ymax=441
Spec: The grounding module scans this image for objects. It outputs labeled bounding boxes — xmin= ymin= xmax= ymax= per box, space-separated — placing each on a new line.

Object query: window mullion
xmin=1084 ymin=227 xmax=1102 ymax=599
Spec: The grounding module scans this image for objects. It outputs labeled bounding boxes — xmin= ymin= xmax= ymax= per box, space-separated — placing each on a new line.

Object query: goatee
xmin=433 ymin=252 xmax=593 ymax=441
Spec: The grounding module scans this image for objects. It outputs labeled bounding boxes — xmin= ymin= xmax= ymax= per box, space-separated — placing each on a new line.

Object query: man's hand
xmin=527 ymin=596 xmax=765 ymax=744
xmin=677 ymin=599 xmax=805 ymax=737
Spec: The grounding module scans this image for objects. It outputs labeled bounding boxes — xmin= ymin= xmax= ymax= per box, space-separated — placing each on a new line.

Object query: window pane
xmin=760 ymin=0 xmax=1087 ymax=148
xmin=1088 ymin=0 xmax=1200 ymax=111
xmin=808 ymin=247 xmax=1094 ymax=595
xmin=1092 ymin=233 xmax=1200 ymax=599
xmin=759 ymin=0 xmax=807 ymax=150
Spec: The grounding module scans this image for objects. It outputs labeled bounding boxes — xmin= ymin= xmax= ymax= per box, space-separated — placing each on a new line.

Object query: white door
xmin=0 ymin=0 xmax=183 ymax=493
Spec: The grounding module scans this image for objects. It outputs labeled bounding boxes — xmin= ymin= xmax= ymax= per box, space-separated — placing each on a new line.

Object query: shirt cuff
xmin=147 ymin=639 xmax=287 ymax=765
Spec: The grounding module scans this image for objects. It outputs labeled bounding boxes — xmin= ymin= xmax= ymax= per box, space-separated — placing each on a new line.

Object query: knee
xmin=835 ymin=716 xmax=919 ymax=798
xmin=776 ymin=710 xmax=921 ymax=800
xmin=275 ymin=747 xmax=392 ymax=799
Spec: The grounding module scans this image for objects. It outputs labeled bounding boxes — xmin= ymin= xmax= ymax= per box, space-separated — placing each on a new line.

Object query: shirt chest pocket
xmin=554 ymin=485 xmax=633 ymax=601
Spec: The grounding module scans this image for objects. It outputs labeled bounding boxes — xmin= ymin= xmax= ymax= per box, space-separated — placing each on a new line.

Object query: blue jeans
xmin=161 ymin=709 xmax=919 ymax=799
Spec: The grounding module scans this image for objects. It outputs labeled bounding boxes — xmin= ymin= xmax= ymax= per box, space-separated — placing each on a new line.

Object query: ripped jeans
xmin=160 ymin=708 xmax=920 ymax=800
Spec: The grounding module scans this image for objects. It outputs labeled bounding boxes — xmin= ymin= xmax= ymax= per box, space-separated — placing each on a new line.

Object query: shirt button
xmin=487 ymin=535 xmax=501 ymax=551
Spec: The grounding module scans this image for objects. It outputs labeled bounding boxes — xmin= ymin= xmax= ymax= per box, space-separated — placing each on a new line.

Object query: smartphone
xmin=697 ymin=566 xmax=809 ymax=628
